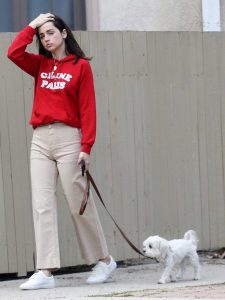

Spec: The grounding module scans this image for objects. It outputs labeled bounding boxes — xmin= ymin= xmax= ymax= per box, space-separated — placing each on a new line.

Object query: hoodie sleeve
xmin=7 ymin=26 xmax=42 ymax=77
xmin=78 ymin=61 xmax=96 ymax=154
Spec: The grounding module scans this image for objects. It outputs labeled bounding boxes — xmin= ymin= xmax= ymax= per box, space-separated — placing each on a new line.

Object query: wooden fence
xmin=0 ymin=31 xmax=225 ymax=276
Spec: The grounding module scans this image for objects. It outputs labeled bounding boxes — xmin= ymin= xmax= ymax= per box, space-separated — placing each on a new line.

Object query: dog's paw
xmin=194 ymin=275 xmax=200 ymax=280
xmin=158 ymin=279 xmax=164 ymax=284
xmin=158 ymin=278 xmax=168 ymax=284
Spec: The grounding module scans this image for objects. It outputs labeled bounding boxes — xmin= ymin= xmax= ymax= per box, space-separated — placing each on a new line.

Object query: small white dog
xmin=143 ymin=230 xmax=200 ymax=284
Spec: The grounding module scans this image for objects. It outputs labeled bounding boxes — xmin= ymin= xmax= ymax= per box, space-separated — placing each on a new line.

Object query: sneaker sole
xmin=20 ymin=282 xmax=55 ymax=290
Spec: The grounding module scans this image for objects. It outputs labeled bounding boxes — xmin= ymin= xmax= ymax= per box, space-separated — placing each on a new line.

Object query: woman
xmin=8 ymin=13 xmax=116 ymax=290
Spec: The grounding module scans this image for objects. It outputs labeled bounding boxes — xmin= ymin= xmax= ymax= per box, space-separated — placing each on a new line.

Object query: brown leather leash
xmin=79 ymin=160 xmax=146 ymax=257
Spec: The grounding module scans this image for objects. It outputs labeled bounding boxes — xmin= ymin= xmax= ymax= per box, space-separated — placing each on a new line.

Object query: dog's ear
xmin=158 ymin=238 xmax=169 ymax=260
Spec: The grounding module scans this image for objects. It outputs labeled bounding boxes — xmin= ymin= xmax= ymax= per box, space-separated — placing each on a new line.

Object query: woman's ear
xmin=62 ymin=29 xmax=67 ymax=39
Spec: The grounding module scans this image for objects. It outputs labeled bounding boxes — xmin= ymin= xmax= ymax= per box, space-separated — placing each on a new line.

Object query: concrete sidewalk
xmin=0 ymin=256 xmax=225 ymax=299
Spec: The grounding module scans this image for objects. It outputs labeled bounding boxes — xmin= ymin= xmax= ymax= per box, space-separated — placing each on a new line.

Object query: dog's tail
xmin=183 ymin=230 xmax=198 ymax=248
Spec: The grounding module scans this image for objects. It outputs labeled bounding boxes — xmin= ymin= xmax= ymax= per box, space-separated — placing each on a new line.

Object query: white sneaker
xmin=19 ymin=271 xmax=55 ymax=290
xmin=86 ymin=256 xmax=117 ymax=284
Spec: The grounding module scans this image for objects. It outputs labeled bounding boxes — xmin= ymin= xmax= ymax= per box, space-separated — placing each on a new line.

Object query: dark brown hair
xmin=36 ymin=15 xmax=91 ymax=63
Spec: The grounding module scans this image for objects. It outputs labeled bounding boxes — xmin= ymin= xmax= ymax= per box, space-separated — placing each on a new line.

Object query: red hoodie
xmin=7 ymin=25 xmax=96 ymax=154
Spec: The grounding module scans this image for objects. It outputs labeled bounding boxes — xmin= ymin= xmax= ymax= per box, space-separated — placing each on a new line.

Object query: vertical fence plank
xmin=0 ymin=139 xmax=8 ymax=273
xmin=0 ymin=33 xmax=18 ymax=274
xmin=121 ymin=31 xmax=149 ymax=256
xmin=0 ymin=34 xmax=10 ymax=273
xmin=88 ymin=31 xmax=127 ymax=259
xmin=202 ymin=33 xmax=225 ymax=249
xmin=1 ymin=33 xmax=35 ymax=276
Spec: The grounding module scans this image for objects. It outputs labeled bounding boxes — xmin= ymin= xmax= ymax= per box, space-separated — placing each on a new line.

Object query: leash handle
xmin=78 ymin=159 xmax=90 ymax=214
xmin=79 ymin=170 xmax=146 ymax=258
xmin=79 ymin=159 xmax=86 ymax=176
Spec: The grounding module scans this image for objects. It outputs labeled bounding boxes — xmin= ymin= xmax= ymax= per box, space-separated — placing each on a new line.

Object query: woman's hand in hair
xmin=29 ymin=13 xmax=55 ymax=29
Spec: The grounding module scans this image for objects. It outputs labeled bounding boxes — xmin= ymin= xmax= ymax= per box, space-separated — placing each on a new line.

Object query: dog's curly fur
xmin=143 ymin=230 xmax=200 ymax=284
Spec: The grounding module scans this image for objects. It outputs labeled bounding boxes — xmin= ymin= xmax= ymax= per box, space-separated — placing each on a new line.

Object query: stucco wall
xmin=86 ymin=0 xmax=202 ymax=31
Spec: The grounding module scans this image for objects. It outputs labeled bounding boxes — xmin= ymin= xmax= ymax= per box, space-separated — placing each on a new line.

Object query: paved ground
xmin=0 ymin=255 xmax=225 ymax=299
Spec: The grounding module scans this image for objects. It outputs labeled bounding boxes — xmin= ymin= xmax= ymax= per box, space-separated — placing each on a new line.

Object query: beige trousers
xmin=30 ymin=123 xmax=108 ymax=269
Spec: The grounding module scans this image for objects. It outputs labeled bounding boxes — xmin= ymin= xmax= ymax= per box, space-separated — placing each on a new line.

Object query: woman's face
xmin=38 ymin=22 xmax=66 ymax=54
